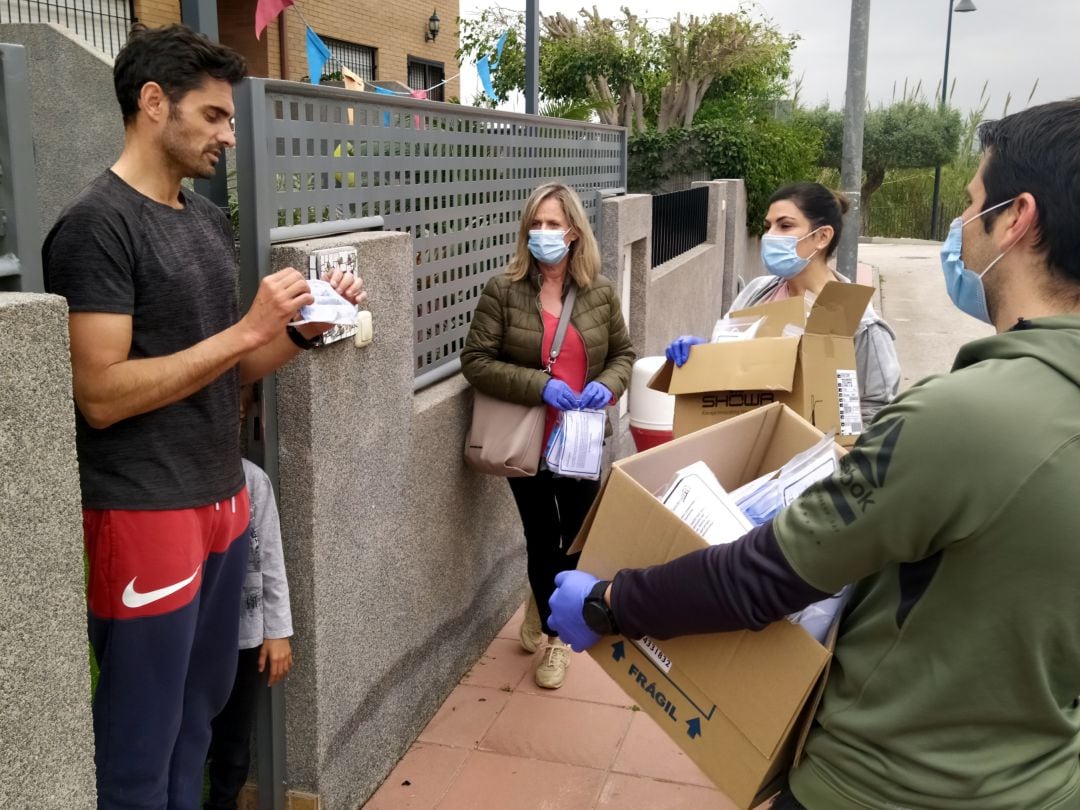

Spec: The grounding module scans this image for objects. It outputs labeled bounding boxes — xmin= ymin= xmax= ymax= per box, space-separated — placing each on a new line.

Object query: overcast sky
xmin=457 ymin=0 xmax=1077 ymax=118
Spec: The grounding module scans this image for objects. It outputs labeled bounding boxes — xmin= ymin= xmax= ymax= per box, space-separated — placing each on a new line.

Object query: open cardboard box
xmin=569 ymin=403 xmax=842 ymax=808
xmin=648 ymin=282 xmax=873 ymax=446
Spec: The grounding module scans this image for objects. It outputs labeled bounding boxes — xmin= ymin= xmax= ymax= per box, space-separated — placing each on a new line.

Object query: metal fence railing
xmin=1 ymin=0 xmax=134 ymax=59
xmin=234 ymin=78 xmax=628 ymax=389
xmin=651 ymin=186 xmax=709 ymax=268
xmin=864 ymin=199 xmax=967 ymax=242
xmin=0 ymin=43 xmax=42 ymax=292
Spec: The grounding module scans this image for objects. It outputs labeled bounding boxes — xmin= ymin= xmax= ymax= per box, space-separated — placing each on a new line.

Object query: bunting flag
xmin=254 ymin=0 xmax=294 ymax=40
xmin=476 ymin=55 xmax=496 ymax=101
xmin=340 ymin=64 xmax=365 ymax=92
xmin=476 ymin=30 xmax=508 ymax=101
xmin=306 ymin=27 xmax=330 ymax=85
xmin=491 ymin=30 xmax=508 ymax=69
xmin=372 ymin=85 xmax=398 ymax=95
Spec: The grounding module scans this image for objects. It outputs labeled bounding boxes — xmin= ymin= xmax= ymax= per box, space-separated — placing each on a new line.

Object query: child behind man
xmin=204 ymin=454 xmax=294 ymax=810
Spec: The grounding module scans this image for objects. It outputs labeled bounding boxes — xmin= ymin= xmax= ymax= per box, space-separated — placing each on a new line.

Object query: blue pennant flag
xmin=491 ymin=30 xmax=508 ymax=69
xmin=476 ymin=55 xmax=496 ymax=101
xmin=372 ymin=85 xmax=397 ymax=95
xmin=306 ymin=27 xmax=330 ymax=85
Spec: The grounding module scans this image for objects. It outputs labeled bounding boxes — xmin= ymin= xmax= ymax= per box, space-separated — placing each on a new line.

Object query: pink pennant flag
xmin=255 ymin=0 xmax=294 ymax=40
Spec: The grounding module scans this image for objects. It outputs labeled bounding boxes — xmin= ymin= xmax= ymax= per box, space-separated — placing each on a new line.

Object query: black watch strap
xmin=286 ymin=324 xmax=318 ymax=350
xmin=583 ymin=579 xmax=619 ymax=636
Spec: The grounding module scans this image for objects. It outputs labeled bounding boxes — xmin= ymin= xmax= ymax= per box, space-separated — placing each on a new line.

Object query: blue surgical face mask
xmin=528 ymin=230 xmax=570 ymax=265
xmin=939 ymin=198 xmax=1016 ymax=324
xmin=760 ymin=227 xmax=823 ymax=279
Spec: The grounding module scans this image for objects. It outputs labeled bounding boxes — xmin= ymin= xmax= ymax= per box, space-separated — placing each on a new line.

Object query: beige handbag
xmin=465 ymin=285 xmax=578 ymax=477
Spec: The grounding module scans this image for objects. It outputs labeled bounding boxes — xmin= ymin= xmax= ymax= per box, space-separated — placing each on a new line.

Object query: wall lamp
xmin=425 ymin=9 xmax=441 ymax=42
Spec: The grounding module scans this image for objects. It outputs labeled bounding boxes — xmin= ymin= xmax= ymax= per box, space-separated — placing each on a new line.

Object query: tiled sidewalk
xmin=365 ymin=603 xmax=746 ymax=810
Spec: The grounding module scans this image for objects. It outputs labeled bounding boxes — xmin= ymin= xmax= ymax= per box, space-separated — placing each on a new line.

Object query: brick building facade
xmin=134 ymin=0 xmax=460 ymax=101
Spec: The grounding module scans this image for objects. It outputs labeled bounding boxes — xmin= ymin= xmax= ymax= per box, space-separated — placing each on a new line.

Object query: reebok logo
xmin=821 ymin=417 xmax=905 ymax=525
xmin=121 ymin=566 xmax=201 ymax=609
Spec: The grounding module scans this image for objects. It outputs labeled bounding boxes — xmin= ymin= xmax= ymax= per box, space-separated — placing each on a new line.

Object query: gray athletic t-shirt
xmin=44 ymin=170 xmax=244 ymax=510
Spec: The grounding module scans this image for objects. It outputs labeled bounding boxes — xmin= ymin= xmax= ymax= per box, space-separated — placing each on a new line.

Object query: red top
xmin=541 ymin=308 xmax=589 ymax=448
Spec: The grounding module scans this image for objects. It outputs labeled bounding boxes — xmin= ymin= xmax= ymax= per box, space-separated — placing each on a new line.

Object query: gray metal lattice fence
xmin=235 ymin=78 xmax=627 ymax=388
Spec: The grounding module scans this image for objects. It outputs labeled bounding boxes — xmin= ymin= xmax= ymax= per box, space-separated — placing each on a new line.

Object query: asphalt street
xmin=859 ymin=240 xmax=994 ymax=392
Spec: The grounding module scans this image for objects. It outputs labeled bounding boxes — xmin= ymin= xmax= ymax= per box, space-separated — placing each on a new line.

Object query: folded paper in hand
xmin=292 ymin=279 xmax=358 ymax=326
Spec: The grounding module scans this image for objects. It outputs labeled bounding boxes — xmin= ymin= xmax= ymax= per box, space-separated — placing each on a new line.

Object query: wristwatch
xmin=286 ymin=324 xmax=318 ymax=350
xmin=582 ymin=580 xmax=619 ymax=636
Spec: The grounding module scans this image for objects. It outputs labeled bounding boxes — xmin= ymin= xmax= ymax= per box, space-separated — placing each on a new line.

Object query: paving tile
xmin=611 ymin=711 xmax=715 ymax=788
xmin=516 ymin=648 xmax=635 ymax=708
xmin=480 ymin=692 xmax=633 ymax=770
xmin=597 ymin=773 xmax=737 ymax=810
xmin=460 ymin=637 xmax=535 ymax=690
xmin=416 ymin=685 xmax=511 ymax=749
xmin=436 ymin=750 xmax=604 ymax=810
xmin=496 ymin=600 xmax=527 ymax=641
xmin=364 ymin=744 xmax=468 ymax=809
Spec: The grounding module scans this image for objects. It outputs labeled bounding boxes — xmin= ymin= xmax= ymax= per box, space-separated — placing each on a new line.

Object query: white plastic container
xmin=629 ymin=356 xmax=676 ymax=451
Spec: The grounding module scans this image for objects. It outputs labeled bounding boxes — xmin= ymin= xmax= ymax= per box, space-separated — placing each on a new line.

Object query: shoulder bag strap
xmin=544 ymin=283 xmax=578 ymax=373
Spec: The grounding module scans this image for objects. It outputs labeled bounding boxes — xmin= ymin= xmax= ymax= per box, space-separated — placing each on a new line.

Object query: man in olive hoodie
xmin=549 ymin=99 xmax=1080 ymax=809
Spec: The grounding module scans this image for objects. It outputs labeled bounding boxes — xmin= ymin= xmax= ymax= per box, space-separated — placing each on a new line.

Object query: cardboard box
xmin=569 ymin=404 xmax=839 ymax=809
xmin=648 ymin=282 xmax=873 ymax=445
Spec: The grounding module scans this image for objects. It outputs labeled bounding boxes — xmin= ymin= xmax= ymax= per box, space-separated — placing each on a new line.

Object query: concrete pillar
xmin=268 ymin=232 xmax=526 ymax=809
xmin=714 ymin=179 xmax=750 ymax=314
xmin=0 ymin=293 xmax=96 ymax=808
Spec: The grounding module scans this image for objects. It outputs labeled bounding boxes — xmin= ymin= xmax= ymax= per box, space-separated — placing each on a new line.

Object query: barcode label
xmin=635 ymin=636 xmax=672 ymax=674
xmin=836 ymin=369 xmax=863 ymax=435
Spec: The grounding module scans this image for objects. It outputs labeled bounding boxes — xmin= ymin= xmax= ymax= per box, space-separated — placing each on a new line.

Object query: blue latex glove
xmin=578 ymin=381 xmax=612 ymax=410
xmin=548 ymin=570 xmax=603 ymax=652
xmin=665 ymin=335 xmax=706 ymax=367
xmin=542 ymin=378 xmax=578 ymax=411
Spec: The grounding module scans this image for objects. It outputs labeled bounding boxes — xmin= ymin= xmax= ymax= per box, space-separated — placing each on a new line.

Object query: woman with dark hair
xmin=461 ymin=183 xmax=635 ymax=689
xmin=667 ymin=181 xmax=900 ymax=423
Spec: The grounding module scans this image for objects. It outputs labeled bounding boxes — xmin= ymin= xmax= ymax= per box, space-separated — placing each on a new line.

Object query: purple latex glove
xmin=665 ymin=335 xmax=706 ymax=367
xmin=578 ymin=381 xmax=612 ymax=410
xmin=548 ymin=570 xmax=603 ymax=652
xmin=542 ymin=378 xmax=578 ymax=410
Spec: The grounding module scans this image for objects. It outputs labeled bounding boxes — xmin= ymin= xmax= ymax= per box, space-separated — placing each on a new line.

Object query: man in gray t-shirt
xmin=43 ymin=24 xmax=365 ymax=810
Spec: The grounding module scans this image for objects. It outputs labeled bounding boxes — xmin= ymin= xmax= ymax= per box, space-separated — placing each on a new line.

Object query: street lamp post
xmin=929 ymin=0 xmax=976 ymax=239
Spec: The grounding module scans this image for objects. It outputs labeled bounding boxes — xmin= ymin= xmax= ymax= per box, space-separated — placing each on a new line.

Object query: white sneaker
xmin=535 ymin=637 xmax=571 ymax=689
xmin=519 ymin=595 xmax=544 ymax=653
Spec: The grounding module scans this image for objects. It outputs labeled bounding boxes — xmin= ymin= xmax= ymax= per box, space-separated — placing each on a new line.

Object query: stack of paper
xmin=545 ymin=410 xmax=606 ymax=480
xmin=730 ymin=433 xmax=839 ymax=526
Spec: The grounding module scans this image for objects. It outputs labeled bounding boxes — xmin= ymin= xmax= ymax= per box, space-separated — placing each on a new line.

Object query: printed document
xmin=658 ymin=461 xmax=753 ymax=545
xmin=545 ymin=409 xmax=606 ymax=479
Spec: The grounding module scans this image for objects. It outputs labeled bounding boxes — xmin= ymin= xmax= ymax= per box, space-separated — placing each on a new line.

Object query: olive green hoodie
xmin=777 ymin=316 xmax=1080 ymax=809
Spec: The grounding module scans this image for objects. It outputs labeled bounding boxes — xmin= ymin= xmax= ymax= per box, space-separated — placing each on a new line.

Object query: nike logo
xmin=121 ymin=567 xmax=201 ymax=609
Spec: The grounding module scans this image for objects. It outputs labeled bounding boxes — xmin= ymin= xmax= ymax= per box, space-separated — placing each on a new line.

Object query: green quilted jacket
xmin=460 ymin=272 xmax=635 ymax=427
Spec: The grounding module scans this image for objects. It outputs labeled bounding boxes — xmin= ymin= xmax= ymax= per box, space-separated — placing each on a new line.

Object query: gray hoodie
xmin=239 ymin=459 xmax=294 ymax=649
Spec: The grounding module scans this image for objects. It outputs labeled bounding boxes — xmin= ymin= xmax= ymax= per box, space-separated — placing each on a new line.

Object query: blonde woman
xmin=461 ymin=183 xmax=635 ymax=688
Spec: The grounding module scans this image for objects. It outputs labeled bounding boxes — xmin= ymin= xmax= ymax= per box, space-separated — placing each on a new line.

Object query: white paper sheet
xmin=292 ymin=279 xmax=359 ymax=326
xmin=658 ymin=461 xmax=753 ymax=546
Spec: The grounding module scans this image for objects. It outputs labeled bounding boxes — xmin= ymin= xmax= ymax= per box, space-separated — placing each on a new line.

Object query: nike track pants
xmin=85 ymin=489 xmax=250 ymax=810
